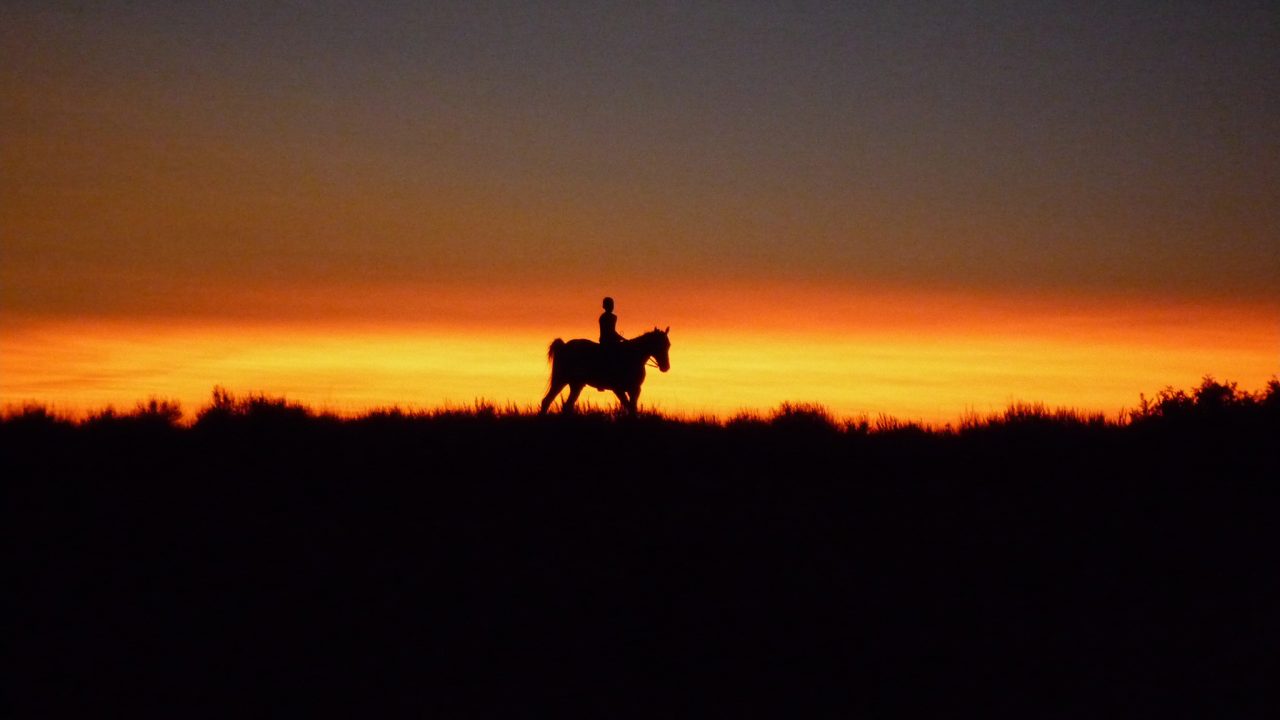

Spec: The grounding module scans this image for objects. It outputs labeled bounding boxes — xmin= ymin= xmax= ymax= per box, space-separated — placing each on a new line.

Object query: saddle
xmin=590 ymin=342 xmax=625 ymax=391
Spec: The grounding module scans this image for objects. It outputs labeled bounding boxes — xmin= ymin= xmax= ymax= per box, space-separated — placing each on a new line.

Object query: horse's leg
xmin=563 ymin=383 xmax=584 ymax=414
xmin=612 ymin=389 xmax=629 ymax=412
xmin=628 ymin=386 xmax=641 ymax=414
xmin=540 ymin=380 xmax=567 ymax=415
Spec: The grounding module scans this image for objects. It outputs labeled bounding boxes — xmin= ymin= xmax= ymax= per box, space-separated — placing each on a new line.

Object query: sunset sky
xmin=3 ymin=2 xmax=1277 ymax=422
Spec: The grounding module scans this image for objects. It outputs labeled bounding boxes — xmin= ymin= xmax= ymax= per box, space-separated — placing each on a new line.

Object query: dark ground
xmin=4 ymin=389 xmax=1278 ymax=717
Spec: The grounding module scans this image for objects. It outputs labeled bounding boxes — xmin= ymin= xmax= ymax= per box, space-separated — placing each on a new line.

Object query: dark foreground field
xmin=5 ymin=379 xmax=1278 ymax=716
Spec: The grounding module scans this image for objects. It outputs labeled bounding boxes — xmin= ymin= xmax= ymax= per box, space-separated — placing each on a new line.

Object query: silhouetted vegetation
xmin=1131 ymin=375 xmax=1280 ymax=422
xmin=4 ymin=377 xmax=1276 ymax=715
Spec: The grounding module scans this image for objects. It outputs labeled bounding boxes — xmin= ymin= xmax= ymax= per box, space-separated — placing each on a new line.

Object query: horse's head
xmin=647 ymin=326 xmax=671 ymax=373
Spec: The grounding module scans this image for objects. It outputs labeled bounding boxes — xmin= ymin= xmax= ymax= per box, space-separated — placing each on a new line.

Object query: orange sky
xmin=3 ymin=283 xmax=1274 ymax=424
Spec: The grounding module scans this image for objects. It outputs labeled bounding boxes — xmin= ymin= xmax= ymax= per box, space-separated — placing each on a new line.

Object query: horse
xmin=540 ymin=327 xmax=671 ymax=415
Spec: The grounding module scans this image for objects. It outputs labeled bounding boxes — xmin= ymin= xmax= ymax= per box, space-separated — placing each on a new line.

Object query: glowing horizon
xmin=4 ymin=285 xmax=1274 ymax=425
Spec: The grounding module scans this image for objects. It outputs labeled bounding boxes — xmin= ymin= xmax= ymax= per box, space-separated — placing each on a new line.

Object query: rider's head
xmin=602 ymin=297 xmax=614 ymax=312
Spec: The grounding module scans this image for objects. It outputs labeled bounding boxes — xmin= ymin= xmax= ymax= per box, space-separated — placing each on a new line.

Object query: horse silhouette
xmin=540 ymin=327 xmax=671 ymax=415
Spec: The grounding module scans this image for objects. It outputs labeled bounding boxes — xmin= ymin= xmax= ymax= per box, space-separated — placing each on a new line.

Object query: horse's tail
xmin=547 ymin=338 xmax=565 ymax=363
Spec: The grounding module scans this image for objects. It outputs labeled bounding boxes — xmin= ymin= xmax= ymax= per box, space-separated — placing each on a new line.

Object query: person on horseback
xmin=599 ymin=297 xmax=624 ymax=346
xmin=539 ymin=302 xmax=670 ymax=415
xmin=596 ymin=296 xmax=625 ymax=390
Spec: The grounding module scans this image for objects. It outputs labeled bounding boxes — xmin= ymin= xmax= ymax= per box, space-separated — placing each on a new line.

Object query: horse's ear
xmin=664 ymin=326 xmax=669 ymax=334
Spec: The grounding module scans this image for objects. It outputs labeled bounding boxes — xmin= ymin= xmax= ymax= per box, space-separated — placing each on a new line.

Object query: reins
xmin=630 ymin=333 xmax=663 ymax=369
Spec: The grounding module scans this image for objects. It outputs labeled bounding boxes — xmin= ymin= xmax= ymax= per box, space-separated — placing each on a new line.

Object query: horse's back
xmin=558 ymin=338 xmax=599 ymax=361
xmin=549 ymin=338 xmax=598 ymax=371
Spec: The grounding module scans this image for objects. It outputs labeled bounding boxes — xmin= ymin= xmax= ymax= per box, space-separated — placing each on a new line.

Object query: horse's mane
xmin=627 ymin=328 xmax=666 ymax=344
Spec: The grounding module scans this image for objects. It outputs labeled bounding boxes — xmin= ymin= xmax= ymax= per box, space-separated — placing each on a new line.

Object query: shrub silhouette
xmin=959 ymin=402 xmax=1108 ymax=436
xmin=194 ymin=386 xmax=314 ymax=429
xmin=768 ymin=402 xmax=838 ymax=433
xmin=86 ymin=398 xmax=183 ymax=430
xmin=1264 ymin=378 xmax=1280 ymax=412
xmin=1131 ymin=374 xmax=1279 ymax=425
xmin=1 ymin=402 xmax=72 ymax=429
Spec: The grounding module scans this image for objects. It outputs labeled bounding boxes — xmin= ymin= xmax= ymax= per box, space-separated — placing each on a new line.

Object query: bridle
xmin=632 ymin=332 xmax=667 ymax=370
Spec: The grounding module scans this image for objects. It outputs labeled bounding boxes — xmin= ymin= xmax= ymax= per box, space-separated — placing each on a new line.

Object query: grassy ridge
xmin=4 ymin=377 xmax=1277 ymax=716
xmin=7 ymin=374 xmax=1278 ymax=431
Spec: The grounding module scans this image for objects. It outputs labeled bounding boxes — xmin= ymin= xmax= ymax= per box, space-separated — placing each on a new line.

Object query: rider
xmin=599 ymin=296 xmax=625 ymax=346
